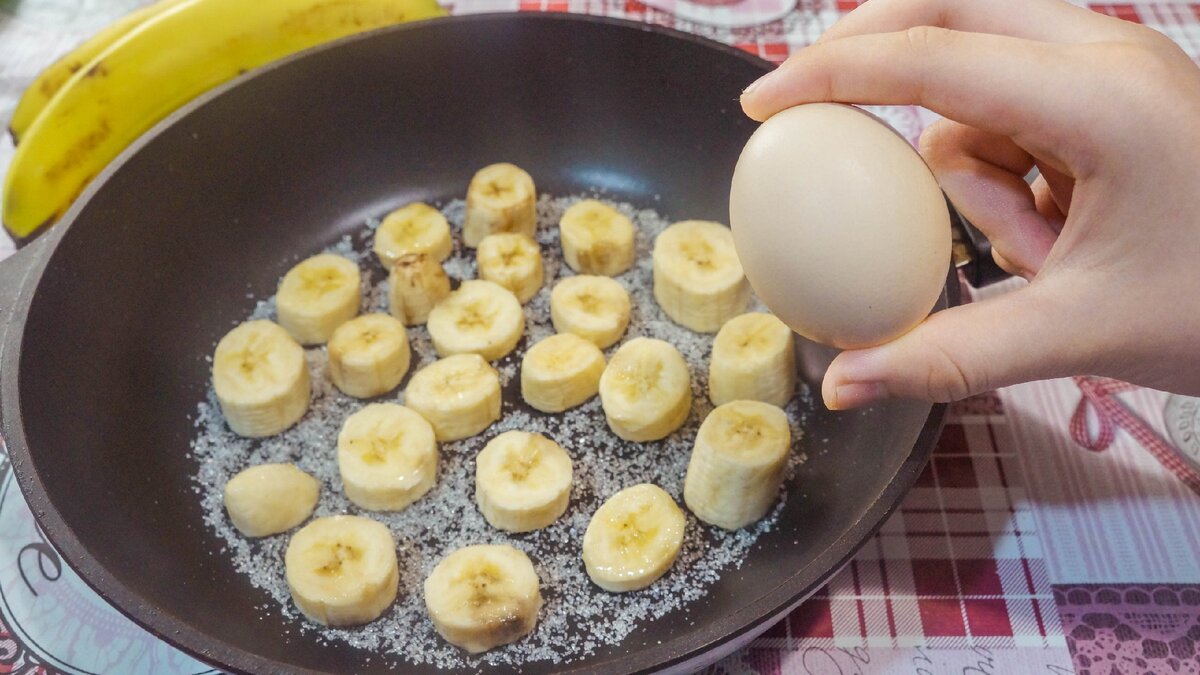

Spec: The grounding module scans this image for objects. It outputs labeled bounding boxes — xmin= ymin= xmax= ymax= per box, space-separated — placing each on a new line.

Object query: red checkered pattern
xmin=735 ymin=399 xmax=1065 ymax=654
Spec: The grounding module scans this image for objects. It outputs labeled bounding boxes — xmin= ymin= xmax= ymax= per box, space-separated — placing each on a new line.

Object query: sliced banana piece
xmin=598 ymin=337 xmax=692 ymax=442
xmin=389 ymin=253 xmax=451 ymax=326
xmin=558 ymin=199 xmax=635 ymax=276
xmin=463 ymin=163 xmax=537 ymax=247
xmin=276 ymin=253 xmax=362 ymax=345
xmin=337 ymin=403 xmax=438 ymax=511
xmin=475 ymin=431 xmax=573 ymax=532
xmin=582 ymin=483 xmax=686 ymax=593
xmin=427 ymin=279 xmax=525 ymax=361
xmin=549 ymin=275 xmax=631 ymax=349
xmin=285 ymin=515 xmax=399 ymax=627
xmin=476 ymin=233 xmax=544 ymax=304
xmin=328 ymin=313 xmax=411 ymax=398
xmin=212 ymin=319 xmax=311 ymax=437
xmin=652 ymin=220 xmax=750 ymax=333
xmin=374 ymin=202 xmax=453 ymax=267
xmin=709 ymin=312 xmax=796 ymax=407
xmin=224 ymin=464 xmax=319 ymax=537
xmin=521 ymin=333 xmax=605 ymax=413
xmin=404 ymin=354 xmax=502 ymax=441
xmin=684 ymin=400 xmax=791 ymax=530
xmin=424 ymin=544 xmax=542 ymax=653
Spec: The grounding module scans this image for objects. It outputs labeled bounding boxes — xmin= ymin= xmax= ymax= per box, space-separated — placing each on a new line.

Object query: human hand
xmin=739 ymin=0 xmax=1200 ymax=409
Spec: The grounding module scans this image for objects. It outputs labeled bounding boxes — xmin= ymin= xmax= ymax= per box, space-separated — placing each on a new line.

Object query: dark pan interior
xmin=7 ymin=14 xmax=945 ymax=674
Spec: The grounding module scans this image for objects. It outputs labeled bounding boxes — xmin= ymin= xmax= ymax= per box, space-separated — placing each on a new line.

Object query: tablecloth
xmin=3 ymin=0 xmax=1200 ymax=673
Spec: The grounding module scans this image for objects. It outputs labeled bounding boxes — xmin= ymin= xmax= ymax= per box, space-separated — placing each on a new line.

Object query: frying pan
xmin=0 ymin=13 xmax=990 ymax=674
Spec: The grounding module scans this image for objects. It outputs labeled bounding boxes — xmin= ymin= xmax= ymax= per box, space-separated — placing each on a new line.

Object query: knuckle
xmin=924 ymin=353 xmax=977 ymax=402
xmin=903 ymin=25 xmax=950 ymax=56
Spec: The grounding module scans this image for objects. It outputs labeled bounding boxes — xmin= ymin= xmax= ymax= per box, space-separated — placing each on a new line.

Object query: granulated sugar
xmin=190 ymin=195 xmax=810 ymax=668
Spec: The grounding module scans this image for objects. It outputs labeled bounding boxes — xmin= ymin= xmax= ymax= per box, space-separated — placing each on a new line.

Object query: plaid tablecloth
xmin=3 ymin=1 xmax=1200 ymax=673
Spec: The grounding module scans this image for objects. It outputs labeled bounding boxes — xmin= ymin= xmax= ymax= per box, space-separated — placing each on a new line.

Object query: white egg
xmin=729 ymin=103 xmax=951 ymax=350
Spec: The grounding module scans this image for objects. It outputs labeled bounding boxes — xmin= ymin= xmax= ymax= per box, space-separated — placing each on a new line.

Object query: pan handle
xmin=948 ymin=201 xmax=1011 ymax=288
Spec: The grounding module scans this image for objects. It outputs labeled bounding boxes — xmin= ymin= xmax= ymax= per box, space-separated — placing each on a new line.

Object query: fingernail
xmin=741 ymin=71 xmax=772 ymax=97
xmin=825 ymin=382 xmax=889 ymax=411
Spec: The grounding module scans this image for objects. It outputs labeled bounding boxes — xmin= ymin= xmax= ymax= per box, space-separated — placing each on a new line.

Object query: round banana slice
xmin=212 ymin=319 xmax=310 ymax=438
xmin=652 ymin=220 xmax=750 ymax=333
xmin=558 ymin=199 xmax=635 ymax=276
xmin=582 ymin=483 xmax=686 ymax=592
xmin=328 ymin=313 xmax=411 ymax=398
xmin=373 ymin=202 xmax=453 ymax=267
xmin=598 ymin=337 xmax=692 ymax=442
xmin=521 ymin=333 xmax=605 ymax=413
xmin=475 ymin=431 xmax=573 ymax=532
xmin=337 ymin=403 xmax=438 ymax=511
xmin=709 ymin=312 xmax=796 ymax=408
xmin=476 ymin=233 xmax=544 ymax=304
xmin=462 ymin=163 xmax=537 ymax=247
xmin=285 ymin=515 xmax=399 ymax=627
xmin=224 ymin=463 xmax=319 ymax=537
xmin=389 ymin=253 xmax=451 ymax=326
xmin=549 ymin=275 xmax=631 ymax=349
xmin=276 ymin=253 xmax=362 ymax=345
xmin=404 ymin=354 xmax=502 ymax=441
xmin=427 ymin=279 xmax=525 ymax=362
xmin=684 ymin=400 xmax=791 ymax=530
xmin=424 ymin=544 xmax=542 ymax=653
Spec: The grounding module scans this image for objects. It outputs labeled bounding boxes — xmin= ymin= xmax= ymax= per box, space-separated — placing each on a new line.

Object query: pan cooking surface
xmin=5 ymin=14 xmax=948 ymax=673
xmin=190 ymin=193 xmax=811 ymax=668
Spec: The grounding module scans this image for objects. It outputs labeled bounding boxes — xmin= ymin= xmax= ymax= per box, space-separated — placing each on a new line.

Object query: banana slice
xmin=462 ymin=163 xmax=537 ymax=247
xmin=328 ymin=313 xmax=411 ymax=398
xmin=598 ymin=337 xmax=692 ymax=442
xmin=374 ymin=202 xmax=453 ymax=267
xmin=276 ymin=253 xmax=362 ymax=345
xmin=388 ymin=253 xmax=451 ymax=326
xmin=582 ymin=483 xmax=686 ymax=593
xmin=424 ymin=544 xmax=542 ymax=653
xmin=223 ymin=464 xmax=319 ymax=537
xmin=212 ymin=319 xmax=311 ymax=437
xmin=521 ymin=333 xmax=606 ymax=413
xmin=684 ymin=400 xmax=791 ymax=530
xmin=652 ymin=220 xmax=750 ymax=333
xmin=427 ymin=279 xmax=525 ymax=361
xmin=549 ymin=275 xmax=631 ymax=349
xmin=558 ymin=199 xmax=636 ymax=276
xmin=476 ymin=233 xmax=544 ymax=304
xmin=404 ymin=354 xmax=502 ymax=441
xmin=285 ymin=515 xmax=399 ymax=626
xmin=475 ymin=431 xmax=573 ymax=532
xmin=337 ymin=403 xmax=438 ymax=511
xmin=708 ymin=312 xmax=796 ymax=407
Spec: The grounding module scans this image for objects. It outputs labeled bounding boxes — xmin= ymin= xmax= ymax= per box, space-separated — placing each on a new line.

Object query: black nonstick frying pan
xmin=0 ymin=13 xmax=995 ymax=674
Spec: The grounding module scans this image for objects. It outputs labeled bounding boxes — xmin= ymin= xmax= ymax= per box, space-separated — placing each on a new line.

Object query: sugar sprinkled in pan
xmin=190 ymin=195 xmax=810 ymax=668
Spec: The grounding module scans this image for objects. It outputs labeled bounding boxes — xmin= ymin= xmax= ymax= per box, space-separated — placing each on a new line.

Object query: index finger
xmin=741 ymin=28 xmax=1081 ymax=145
xmin=819 ymin=0 xmax=1128 ymax=45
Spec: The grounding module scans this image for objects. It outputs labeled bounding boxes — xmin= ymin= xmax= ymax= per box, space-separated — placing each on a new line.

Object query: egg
xmin=729 ymin=103 xmax=951 ymax=350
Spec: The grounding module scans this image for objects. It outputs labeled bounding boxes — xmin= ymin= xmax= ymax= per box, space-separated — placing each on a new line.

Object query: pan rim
xmin=0 ymin=12 xmax=952 ymax=674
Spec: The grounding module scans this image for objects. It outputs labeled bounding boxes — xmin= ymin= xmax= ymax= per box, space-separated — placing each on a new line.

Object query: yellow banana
xmin=2 ymin=0 xmax=446 ymax=238
xmin=7 ymin=0 xmax=189 ymax=145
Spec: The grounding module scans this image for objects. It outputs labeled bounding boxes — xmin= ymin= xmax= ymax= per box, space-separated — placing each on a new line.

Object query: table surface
xmin=3 ymin=1 xmax=1200 ymax=673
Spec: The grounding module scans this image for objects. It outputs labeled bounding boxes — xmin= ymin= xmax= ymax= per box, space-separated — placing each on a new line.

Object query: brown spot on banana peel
xmin=44 ymin=120 xmax=111 ymax=184
xmin=84 ymin=62 xmax=108 ymax=78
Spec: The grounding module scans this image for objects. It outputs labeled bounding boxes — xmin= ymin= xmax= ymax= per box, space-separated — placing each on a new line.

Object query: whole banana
xmin=2 ymin=0 xmax=446 ymax=238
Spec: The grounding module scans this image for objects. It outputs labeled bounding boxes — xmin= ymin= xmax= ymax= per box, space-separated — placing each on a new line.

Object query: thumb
xmin=822 ymin=282 xmax=1088 ymax=409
